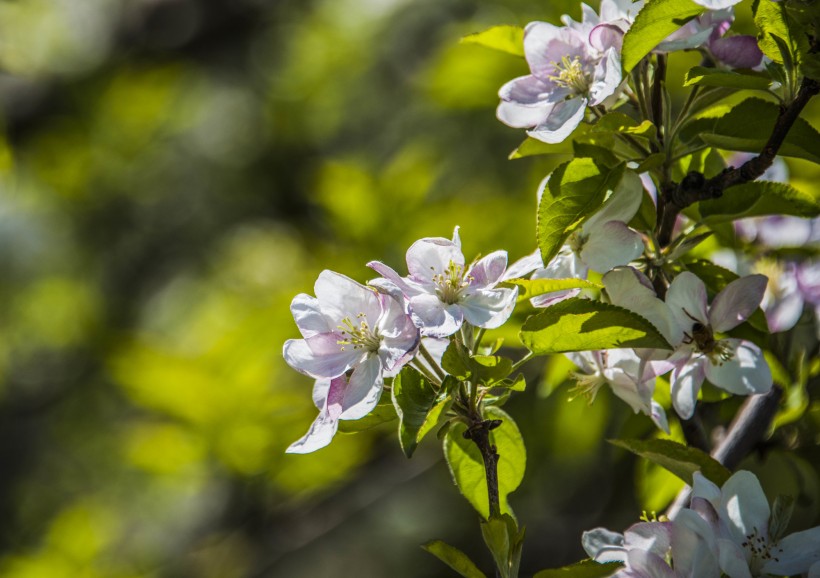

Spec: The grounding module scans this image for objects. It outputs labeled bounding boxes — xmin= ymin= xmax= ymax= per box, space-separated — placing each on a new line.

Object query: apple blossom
xmin=691 ymin=470 xmax=820 ymax=577
xmin=283 ymin=270 xmax=419 ymax=452
xmin=664 ymin=272 xmax=772 ymax=419
xmin=367 ymin=228 xmax=518 ymax=337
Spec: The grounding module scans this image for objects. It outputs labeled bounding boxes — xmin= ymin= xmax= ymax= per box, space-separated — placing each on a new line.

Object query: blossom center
xmin=338 ymin=314 xmax=381 ymax=352
xmin=567 ymin=230 xmax=587 ymax=255
xmin=569 ymin=371 xmax=607 ymax=404
xmin=549 ymin=56 xmax=591 ymax=94
xmin=433 ymin=260 xmax=471 ymax=305
xmin=741 ymin=528 xmax=782 ymax=574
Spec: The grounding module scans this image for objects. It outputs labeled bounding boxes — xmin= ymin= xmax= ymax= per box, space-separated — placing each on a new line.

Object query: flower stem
xmin=419 ymin=341 xmax=447 ymax=382
xmin=510 ymin=351 xmax=534 ymax=374
xmin=411 ymin=359 xmax=441 ymax=387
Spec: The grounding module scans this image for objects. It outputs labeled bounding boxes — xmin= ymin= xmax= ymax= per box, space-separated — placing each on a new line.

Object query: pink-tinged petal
xmin=529 ymin=250 xmax=586 ymax=307
xmin=378 ymin=309 xmax=420 ymax=373
xmin=290 ymin=293 xmax=331 ymax=338
xmin=502 ymin=249 xmax=543 ymax=281
xmin=311 ymin=378 xmax=332 ymax=410
xmin=624 ymin=521 xmax=673 ymax=558
xmin=528 ymin=96 xmax=587 ymax=144
xmin=765 ymin=290 xmax=803 ymax=333
xmin=603 ymin=267 xmax=683 ymax=345
xmin=581 ymin=220 xmax=644 ymax=273
xmin=408 ymin=293 xmax=463 ymax=337
xmin=666 ymin=271 xmax=709 ymax=330
xmin=496 ymin=99 xmax=552 ymax=129
xmin=584 ymin=170 xmax=643 ymax=230
xmin=671 ymin=355 xmax=706 ymax=419
xmin=704 ymin=338 xmax=772 ymax=396
xmin=625 ymin=549 xmax=676 ymax=578
xmin=671 ymin=509 xmax=721 ymax=577
xmin=709 ymin=35 xmax=763 ymax=69
xmin=286 ymin=375 xmax=347 ymax=454
xmin=590 ymin=23 xmax=624 ymax=52
xmin=650 ymin=400 xmax=669 ymax=434
xmin=589 ymin=47 xmax=622 ymax=106
xmin=498 ymin=74 xmax=556 ymax=105
xmin=368 ymin=260 xmax=417 ymax=297
xmin=340 ymin=355 xmax=384 ymax=420
xmin=718 ymin=470 xmax=771 ymax=546
xmin=451 ymin=226 xmax=461 ymax=248
xmin=717 ymin=538 xmax=752 ymax=578
xmin=314 ymin=270 xmax=381 ymax=326
xmin=461 ymin=287 xmax=518 ymax=329
xmin=468 ymin=250 xmax=508 ymax=287
xmin=693 ymin=0 xmax=742 ymax=10
xmin=406 ymin=237 xmax=464 ymax=281
xmin=284 ymin=336 xmax=361 ymax=378
xmin=523 ymin=22 xmax=585 ymax=79
xmin=710 ymin=274 xmax=767 ymax=332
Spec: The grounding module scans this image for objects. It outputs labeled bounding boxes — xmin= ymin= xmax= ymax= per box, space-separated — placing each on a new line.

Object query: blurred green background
xmin=1 ymin=0 xmax=818 ymax=577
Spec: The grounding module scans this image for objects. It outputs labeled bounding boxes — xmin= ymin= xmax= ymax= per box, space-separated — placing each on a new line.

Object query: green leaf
xmin=392 ymin=367 xmax=438 ymax=458
xmin=699 ymin=181 xmax=820 ymax=221
xmin=422 ymin=540 xmax=487 ymax=578
xmin=442 ymin=341 xmax=471 ymax=380
xmin=443 ymin=406 xmax=526 ymax=519
xmin=417 ymin=397 xmax=454 ymax=443
xmin=337 ymin=397 xmax=397 ymax=433
xmin=573 ymin=142 xmax=621 ymax=168
xmin=594 ymin=112 xmax=657 ymax=140
xmin=471 ymin=355 xmax=514 ymax=384
xmin=520 ymin=298 xmax=672 ymax=355
xmin=621 ymin=0 xmax=704 ymax=72
xmin=609 ymin=438 xmax=731 ymax=486
xmin=537 ymin=158 xmax=625 ymax=265
xmin=754 ymin=0 xmax=806 ymax=66
xmin=769 ymin=494 xmax=795 ymax=542
xmin=683 ymin=66 xmax=773 ymax=91
xmin=698 ymin=98 xmax=820 ymax=163
xmin=481 ymin=516 xmax=512 ymax=578
xmin=533 ymin=560 xmax=623 ymax=578
xmin=501 ymin=278 xmax=602 ymax=301
xmin=460 ymin=25 xmax=525 ymax=57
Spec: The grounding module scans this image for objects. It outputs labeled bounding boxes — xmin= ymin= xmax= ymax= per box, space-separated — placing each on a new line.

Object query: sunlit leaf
xmin=392 ymin=367 xmax=438 ymax=458
xmin=520 ymin=298 xmax=672 ymax=355
xmin=699 ymin=181 xmax=820 ymax=220
xmin=684 ymin=67 xmax=773 ymax=91
xmin=609 ymin=438 xmax=731 ymax=486
xmin=621 ymin=0 xmax=704 ymax=72
xmin=460 ymin=25 xmax=525 ymax=57
xmin=501 ymin=278 xmax=602 ymax=301
xmin=533 ymin=559 xmax=623 ymax=578
xmin=422 ymin=540 xmax=487 ymax=578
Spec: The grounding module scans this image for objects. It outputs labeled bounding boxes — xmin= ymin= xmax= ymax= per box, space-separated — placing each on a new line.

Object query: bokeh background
xmin=1 ymin=0 xmax=819 ymax=576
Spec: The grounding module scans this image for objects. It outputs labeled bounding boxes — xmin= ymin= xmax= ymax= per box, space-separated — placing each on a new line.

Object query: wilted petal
xmin=666 ymin=271 xmax=709 ymax=330
xmin=461 ymin=287 xmax=518 ymax=329
xmin=340 ymin=355 xmax=384 ymax=419
xmin=709 ymin=274 xmax=767 ymax=332
xmin=406 ymin=237 xmax=465 ymax=281
xmin=671 ymin=355 xmax=706 ymax=419
xmin=719 ymin=470 xmax=771 ymax=546
xmin=581 ymin=220 xmax=644 ymax=273
xmin=409 ymin=293 xmax=463 ymax=337
xmin=709 ymin=35 xmax=763 ymax=68
xmin=528 ymin=96 xmax=587 ymax=144
xmin=704 ymin=338 xmax=772 ymax=396
xmin=468 ymin=250 xmax=508 ymax=287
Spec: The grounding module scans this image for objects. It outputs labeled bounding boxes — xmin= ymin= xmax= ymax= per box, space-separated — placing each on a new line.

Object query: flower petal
xmin=528 ymin=96 xmax=587 ymax=144
xmin=717 ymin=538 xmax=752 ymax=578
xmin=666 ymin=271 xmax=709 ymax=331
xmin=406 ymin=237 xmax=465 ymax=281
xmin=468 ymin=250 xmax=508 ymax=287
xmin=692 ymin=471 xmax=722 ymax=508
xmin=314 ymin=270 xmax=382 ymax=326
xmin=286 ymin=375 xmax=347 ymax=454
xmin=704 ymin=338 xmax=772 ymax=396
xmin=583 ymin=170 xmax=643 ymax=230
xmin=502 ymin=249 xmax=544 ymax=281
xmin=283 ymin=337 xmax=361 ymax=378
xmin=671 ymin=355 xmax=705 ymax=419
xmin=650 ymin=400 xmax=669 ymax=434
xmin=625 ymin=549 xmax=676 ymax=578
xmin=709 ymin=274 xmax=767 ymax=332
xmin=496 ymin=99 xmax=552 ymax=129
xmin=589 ymin=47 xmax=622 ymax=106
xmin=581 ymin=220 xmax=644 ymax=273
xmin=582 ymin=527 xmax=625 ymax=559
xmin=340 ymin=355 xmax=384 ymax=420
xmin=499 ymin=74 xmax=556 ymax=105
xmin=461 ymin=287 xmax=518 ymax=329
xmin=671 ymin=508 xmax=720 ymax=577
xmin=408 ymin=293 xmax=463 ymax=337
xmin=718 ymin=470 xmax=771 ymax=546
xmin=368 ymin=260 xmax=417 ymax=297
xmin=709 ymin=35 xmax=763 ymax=69
xmin=290 ymin=293 xmax=332 ymax=338
xmin=693 ymin=0 xmax=742 ymax=10
xmin=523 ymin=22 xmax=586 ymax=79
xmin=624 ymin=521 xmax=673 ymax=557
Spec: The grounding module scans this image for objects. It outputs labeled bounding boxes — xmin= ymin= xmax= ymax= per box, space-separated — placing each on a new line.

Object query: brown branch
xmin=657 ymin=76 xmax=820 ymax=247
xmin=463 ymin=419 xmax=503 ymax=519
xmin=711 ymin=385 xmax=783 ymax=470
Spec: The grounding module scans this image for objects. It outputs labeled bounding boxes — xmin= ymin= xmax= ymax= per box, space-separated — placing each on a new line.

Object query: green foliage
xmin=533 ymin=559 xmax=623 ymax=578
xmin=422 ymin=540 xmax=487 ymax=578
xmin=481 ymin=514 xmax=525 ymax=578
xmin=621 ymin=0 xmax=704 ymax=72
xmin=699 ymin=181 xmax=820 ymax=221
xmin=609 ymin=438 xmax=731 ymax=486
xmin=460 ymin=26 xmax=525 ymax=57
xmin=683 ymin=67 xmax=774 ymax=92
xmin=443 ymin=406 xmax=526 ymax=519
xmin=537 ymin=158 xmax=625 ymax=265
xmin=698 ymin=98 xmax=820 ymax=163
xmin=338 ymin=397 xmax=398 ymax=433
xmin=520 ymin=298 xmax=672 ymax=355
xmin=392 ymin=367 xmax=440 ymax=458
xmin=501 ymin=278 xmax=602 ymax=301
xmin=442 ymin=342 xmax=514 ymax=385
xmin=753 ymin=0 xmax=807 ymax=67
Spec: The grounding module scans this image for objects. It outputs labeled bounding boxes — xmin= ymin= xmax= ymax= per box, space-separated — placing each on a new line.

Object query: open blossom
xmin=368 ymin=228 xmax=517 ymax=337
xmin=691 ymin=470 xmax=820 ymax=577
xmin=284 ymin=270 xmax=419 ymax=453
xmin=567 ymin=348 xmax=669 ymax=432
xmin=665 ymin=272 xmax=772 ymax=419
xmin=496 ymin=8 xmax=622 ymax=144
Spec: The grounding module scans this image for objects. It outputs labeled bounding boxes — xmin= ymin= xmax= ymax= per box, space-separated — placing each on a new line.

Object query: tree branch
xmin=711 ymin=385 xmax=783 ymax=470
xmin=657 ymin=76 xmax=820 ymax=247
xmin=464 ymin=419 xmax=503 ymax=519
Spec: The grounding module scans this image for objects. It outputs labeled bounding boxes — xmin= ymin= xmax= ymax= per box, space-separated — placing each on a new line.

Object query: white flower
xmin=665 ymin=272 xmax=772 ymax=419
xmin=283 ymin=270 xmax=419 ymax=453
xmin=691 ymin=470 xmax=820 ymax=577
xmin=368 ymin=228 xmax=518 ymax=337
